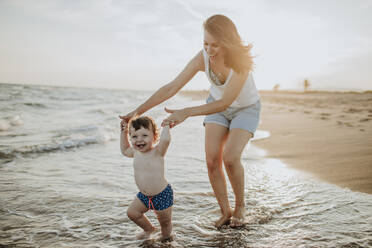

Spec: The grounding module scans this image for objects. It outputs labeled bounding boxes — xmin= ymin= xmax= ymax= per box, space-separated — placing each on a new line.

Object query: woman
xmin=120 ymin=14 xmax=260 ymax=228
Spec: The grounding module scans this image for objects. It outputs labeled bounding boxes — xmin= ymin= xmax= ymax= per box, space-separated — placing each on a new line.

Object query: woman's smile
xmin=204 ymin=30 xmax=223 ymax=63
xmin=208 ymin=54 xmax=217 ymax=60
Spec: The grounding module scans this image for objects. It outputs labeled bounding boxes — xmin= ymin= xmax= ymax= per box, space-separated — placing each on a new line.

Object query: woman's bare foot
xmin=135 ymin=227 xmax=156 ymax=240
xmin=214 ymin=212 xmax=232 ymax=228
xmin=230 ymin=207 xmax=246 ymax=227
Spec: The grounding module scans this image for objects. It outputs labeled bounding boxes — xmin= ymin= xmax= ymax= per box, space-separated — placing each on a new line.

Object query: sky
xmin=0 ymin=0 xmax=371 ymax=91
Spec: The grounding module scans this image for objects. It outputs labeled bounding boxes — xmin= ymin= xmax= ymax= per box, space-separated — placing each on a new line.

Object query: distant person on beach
xmin=120 ymin=116 xmax=173 ymax=241
xmin=120 ymin=14 xmax=260 ymax=228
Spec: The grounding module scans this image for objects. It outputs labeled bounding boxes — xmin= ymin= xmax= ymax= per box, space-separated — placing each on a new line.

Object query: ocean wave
xmin=0 ymin=115 xmax=24 ymax=131
xmin=0 ymin=132 xmax=115 ymax=162
xmin=23 ymin=102 xmax=47 ymax=108
xmin=10 ymin=115 xmax=23 ymax=126
xmin=90 ymin=109 xmax=113 ymax=115
xmin=0 ymin=120 xmax=10 ymax=131
xmin=62 ymin=125 xmax=98 ymax=134
xmin=0 ymin=133 xmax=28 ymax=138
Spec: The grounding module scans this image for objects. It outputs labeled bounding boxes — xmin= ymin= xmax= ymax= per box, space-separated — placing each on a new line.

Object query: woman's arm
xmin=162 ymin=71 xmax=248 ymax=127
xmin=119 ymin=51 xmax=204 ymax=121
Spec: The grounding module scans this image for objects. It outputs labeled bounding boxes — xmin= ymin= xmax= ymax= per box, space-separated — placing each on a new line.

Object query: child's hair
xmin=129 ymin=116 xmax=159 ymax=142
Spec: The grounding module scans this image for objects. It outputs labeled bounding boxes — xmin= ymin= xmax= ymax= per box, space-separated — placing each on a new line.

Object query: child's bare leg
xmin=155 ymin=207 xmax=173 ymax=241
xmin=127 ymin=197 xmax=155 ymax=239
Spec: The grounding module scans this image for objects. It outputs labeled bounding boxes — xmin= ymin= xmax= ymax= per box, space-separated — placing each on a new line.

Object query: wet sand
xmin=179 ymin=90 xmax=372 ymax=194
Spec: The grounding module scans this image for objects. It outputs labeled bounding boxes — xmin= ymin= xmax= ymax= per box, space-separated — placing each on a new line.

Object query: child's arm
xmin=156 ymin=125 xmax=171 ymax=156
xmin=120 ymin=120 xmax=134 ymax=158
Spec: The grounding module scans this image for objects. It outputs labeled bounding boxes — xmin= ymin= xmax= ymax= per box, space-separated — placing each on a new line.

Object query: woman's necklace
xmin=210 ymin=60 xmax=227 ymax=85
xmin=215 ymin=69 xmax=227 ymax=82
xmin=209 ymin=68 xmax=224 ymax=86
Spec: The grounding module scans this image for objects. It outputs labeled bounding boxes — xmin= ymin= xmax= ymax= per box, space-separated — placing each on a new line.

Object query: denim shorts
xmin=203 ymin=95 xmax=261 ymax=135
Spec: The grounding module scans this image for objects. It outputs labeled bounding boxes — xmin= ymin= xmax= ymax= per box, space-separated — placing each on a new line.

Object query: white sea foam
xmin=0 ymin=119 xmax=10 ymax=131
xmin=252 ymin=129 xmax=271 ymax=141
xmin=10 ymin=115 xmax=23 ymax=126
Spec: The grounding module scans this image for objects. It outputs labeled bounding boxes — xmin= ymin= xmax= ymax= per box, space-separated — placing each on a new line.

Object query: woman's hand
xmin=162 ymin=107 xmax=188 ymax=128
xmin=119 ymin=110 xmax=138 ymax=123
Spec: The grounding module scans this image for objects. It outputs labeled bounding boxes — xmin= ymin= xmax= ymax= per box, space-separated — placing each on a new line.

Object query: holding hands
xmin=119 ymin=110 xmax=138 ymax=123
xmin=119 ymin=106 xmax=188 ymax=130
xmin=161 ymin=107 xmax=188 ymax=128
xmin=120 ymin=119 xmax=128 ymax=132
xmin=119 ymin=110 xmax=138 ymax=132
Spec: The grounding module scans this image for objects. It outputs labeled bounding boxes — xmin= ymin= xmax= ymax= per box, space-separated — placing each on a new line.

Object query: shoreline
xmin=179 ymin=90 xmax=372 ymax=194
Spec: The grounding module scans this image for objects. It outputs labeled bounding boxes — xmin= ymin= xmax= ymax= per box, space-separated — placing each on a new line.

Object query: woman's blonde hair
xmin=203 ymin=14 xmax=254 ymax=74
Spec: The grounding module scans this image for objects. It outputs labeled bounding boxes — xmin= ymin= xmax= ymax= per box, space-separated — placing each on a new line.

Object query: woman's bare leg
xmin=223 ymin=128 xmax=252 ymax=227
xmin=205 ymin=123 xmax=231 ymax=227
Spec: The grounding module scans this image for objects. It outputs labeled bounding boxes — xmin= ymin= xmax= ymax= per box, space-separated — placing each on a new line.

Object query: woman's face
xmin=203 ymin=30 xmax=224 ymax=63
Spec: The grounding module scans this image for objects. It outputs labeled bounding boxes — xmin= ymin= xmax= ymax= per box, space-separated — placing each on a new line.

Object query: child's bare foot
xmin=214 ymin=212 xmax=232 ymax=228
xmin=158 ymin=234 xmax=174 ymax=243
xmin=230 ymin=207 xmax=246 ymax=227
xmin=135 ymin=227 xmax=156 ymax=240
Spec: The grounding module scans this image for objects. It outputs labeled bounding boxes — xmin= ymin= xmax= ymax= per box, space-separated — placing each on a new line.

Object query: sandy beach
xmin=179 ymin=90 xmax=372 ymax=194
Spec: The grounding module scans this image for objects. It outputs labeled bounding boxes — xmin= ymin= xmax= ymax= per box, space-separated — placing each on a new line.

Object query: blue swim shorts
xmin=137 ymin=184 xmax=173 ymax=211
xmin=203 ymin=95 xmax=261 ymax=135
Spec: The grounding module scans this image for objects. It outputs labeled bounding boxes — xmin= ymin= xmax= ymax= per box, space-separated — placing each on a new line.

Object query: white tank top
xmin=203 ymin=49 xmax=260 ymax=108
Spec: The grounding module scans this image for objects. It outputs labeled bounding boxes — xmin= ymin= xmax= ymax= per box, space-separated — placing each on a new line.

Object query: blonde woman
xmin=120 ymin=14 xmax=261 ymax=228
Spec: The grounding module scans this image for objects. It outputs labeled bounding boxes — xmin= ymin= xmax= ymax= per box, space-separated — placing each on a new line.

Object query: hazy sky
xmin=0 ymin=0 xmax=371 ymax=91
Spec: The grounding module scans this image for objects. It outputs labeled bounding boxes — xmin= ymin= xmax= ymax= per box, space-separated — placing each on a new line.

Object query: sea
xmin=0 ymin=83 xmax=371 ymax=248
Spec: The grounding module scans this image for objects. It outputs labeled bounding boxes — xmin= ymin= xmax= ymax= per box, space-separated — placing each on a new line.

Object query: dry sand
xmin=255 ymin=90 xmax=372 ymax=194
xmin=179 ymin=90 xmax=372 ymax=194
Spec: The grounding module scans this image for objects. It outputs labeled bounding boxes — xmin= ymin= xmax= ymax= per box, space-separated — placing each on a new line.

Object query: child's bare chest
xmin=133 ymin=150 xmax=164 ymax=171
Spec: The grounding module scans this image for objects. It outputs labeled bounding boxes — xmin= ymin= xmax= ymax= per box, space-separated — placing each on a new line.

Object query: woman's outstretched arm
xmin=119 ymin=51 xmax=204 ymax=122
xmin=162 ymin=70 xmax=248 ymax=127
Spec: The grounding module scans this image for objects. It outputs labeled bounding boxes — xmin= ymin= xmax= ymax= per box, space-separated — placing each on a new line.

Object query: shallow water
xmin=1 ymin=83 xmax=371 ymax=247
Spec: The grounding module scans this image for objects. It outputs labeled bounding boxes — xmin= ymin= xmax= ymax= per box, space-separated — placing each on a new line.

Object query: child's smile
xmin=129 ymin=127 xmax=154 ymax=152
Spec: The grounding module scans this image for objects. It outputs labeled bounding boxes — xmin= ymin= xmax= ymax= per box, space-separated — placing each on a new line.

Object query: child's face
xmin=129 ymin=126 xmax=155 ymax=153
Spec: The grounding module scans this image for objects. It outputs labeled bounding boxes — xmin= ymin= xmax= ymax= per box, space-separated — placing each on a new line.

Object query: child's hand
xmin=120 ymin=119 xmax=128 ymax=132
xmin=161 ymin=120 xmax=174 ymax=128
